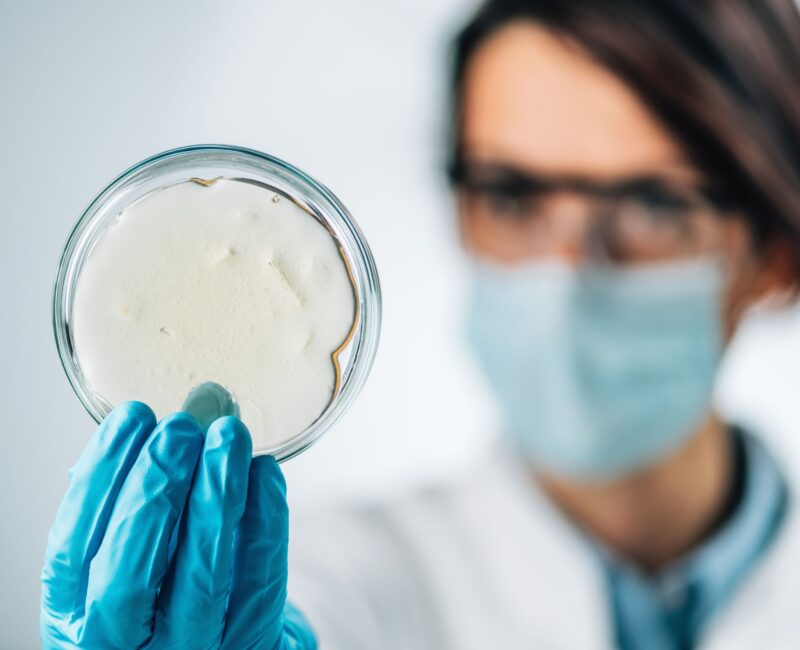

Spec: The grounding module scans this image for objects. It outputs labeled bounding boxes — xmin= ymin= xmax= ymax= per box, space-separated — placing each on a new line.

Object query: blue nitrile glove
xmin=41 ymin=401 xmax=317 ymax=649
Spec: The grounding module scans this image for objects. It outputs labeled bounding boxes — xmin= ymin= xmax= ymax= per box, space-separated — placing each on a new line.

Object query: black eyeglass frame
xmin=445 ymin=159 xmax=735 ymax=213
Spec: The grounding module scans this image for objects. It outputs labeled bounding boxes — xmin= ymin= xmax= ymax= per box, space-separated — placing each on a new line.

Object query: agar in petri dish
xmin=54 ymin=146 xmax=381 ymax=461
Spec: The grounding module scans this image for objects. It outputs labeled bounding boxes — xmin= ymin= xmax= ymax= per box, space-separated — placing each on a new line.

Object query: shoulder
xmin=289 ymin=448 xmax=558 ymax=551
xmin=285 ymin=461 xmax=507 ymax=650
xmin=288 ymin=445 xmax=602 ymax=608
xmin=287 ymin=448 xmax=611 ymax=649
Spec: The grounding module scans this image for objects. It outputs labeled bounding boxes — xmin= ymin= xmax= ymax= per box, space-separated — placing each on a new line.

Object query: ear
xmin=724 ymin=235 xmax=798 ymax=338
xmin=748 ymin=236 xmax=799 ymax=308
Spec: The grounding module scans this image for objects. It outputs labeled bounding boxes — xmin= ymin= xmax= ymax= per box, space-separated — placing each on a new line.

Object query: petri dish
xmin=53 ymin=144 xmax=381 ymax=461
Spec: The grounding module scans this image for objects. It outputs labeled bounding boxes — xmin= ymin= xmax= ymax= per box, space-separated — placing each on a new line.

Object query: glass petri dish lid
xmin=53 ymin=144 xmax=381 ymax=462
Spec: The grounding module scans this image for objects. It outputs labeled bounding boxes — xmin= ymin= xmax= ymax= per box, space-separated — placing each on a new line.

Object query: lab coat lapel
xmin=477 ymin=450 xmax=615 ymax=649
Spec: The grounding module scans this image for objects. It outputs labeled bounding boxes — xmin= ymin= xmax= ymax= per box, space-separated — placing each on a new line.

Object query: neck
xmin=537 ymin=415 xmax=735 ymax=571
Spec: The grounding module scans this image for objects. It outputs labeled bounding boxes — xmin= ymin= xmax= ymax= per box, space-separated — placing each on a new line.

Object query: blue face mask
xmin=466 ymin=258 xmax=724 ymax=480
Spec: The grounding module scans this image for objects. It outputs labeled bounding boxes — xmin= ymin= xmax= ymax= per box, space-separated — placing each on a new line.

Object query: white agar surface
xmin=72 ymin=178 xmax=356 ymax=451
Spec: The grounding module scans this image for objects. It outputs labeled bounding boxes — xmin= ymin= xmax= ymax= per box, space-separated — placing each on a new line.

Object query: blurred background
xmin=1 ymin=2 xmax=799 ymax=647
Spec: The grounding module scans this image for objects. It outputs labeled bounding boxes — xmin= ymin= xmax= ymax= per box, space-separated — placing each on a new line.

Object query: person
xmin=41 ymin=1 xmax=800 ymax=648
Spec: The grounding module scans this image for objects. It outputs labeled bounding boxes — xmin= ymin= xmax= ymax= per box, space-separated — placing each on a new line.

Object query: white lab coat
xmin=288 ymin=439 xmax=800 ymax=649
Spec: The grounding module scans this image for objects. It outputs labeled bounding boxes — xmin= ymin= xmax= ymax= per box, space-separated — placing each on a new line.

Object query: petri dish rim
xmin=53 ymin=144 xmax=382 ymax=462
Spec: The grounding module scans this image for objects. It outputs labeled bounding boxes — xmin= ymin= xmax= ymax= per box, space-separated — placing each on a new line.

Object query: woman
xmin=41 ymin=1 xmax=800 ymax=648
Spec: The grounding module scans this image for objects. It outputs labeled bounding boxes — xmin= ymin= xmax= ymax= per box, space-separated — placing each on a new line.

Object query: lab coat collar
xmin=484 ymin=434 xmax=800 ymax=650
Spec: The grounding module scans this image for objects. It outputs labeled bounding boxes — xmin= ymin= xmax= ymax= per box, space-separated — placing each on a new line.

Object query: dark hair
xmin=449 ymin=0 xmax=800 ymax=265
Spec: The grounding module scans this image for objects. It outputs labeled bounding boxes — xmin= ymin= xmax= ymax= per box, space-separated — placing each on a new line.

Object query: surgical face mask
xmin=466 ymin=257 xmax=725 ymax=480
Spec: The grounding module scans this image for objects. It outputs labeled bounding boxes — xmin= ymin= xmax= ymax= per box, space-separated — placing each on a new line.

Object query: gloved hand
xmin=41 ymin=401 xmax=317 ymax=649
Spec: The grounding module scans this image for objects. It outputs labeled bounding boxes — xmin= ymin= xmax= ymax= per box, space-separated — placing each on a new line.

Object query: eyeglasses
xmin=447 ymin=160 xmax=737 ymax=265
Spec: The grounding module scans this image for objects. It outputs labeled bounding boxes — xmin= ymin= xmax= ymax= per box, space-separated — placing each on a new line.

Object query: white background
xmin=1 ymin=2 xmax=799 ymax=648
